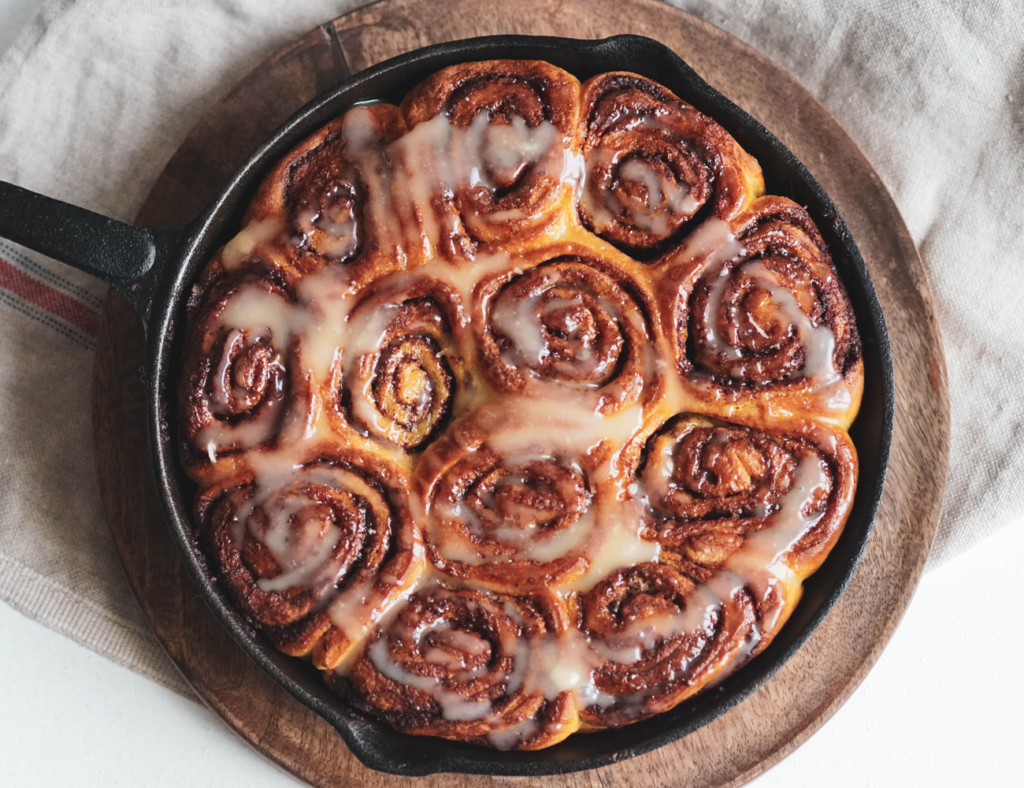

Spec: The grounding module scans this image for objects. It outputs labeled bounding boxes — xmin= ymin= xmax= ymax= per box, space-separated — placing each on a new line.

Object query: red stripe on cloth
xmin=0 ymin=255 xmax=100 ymax=337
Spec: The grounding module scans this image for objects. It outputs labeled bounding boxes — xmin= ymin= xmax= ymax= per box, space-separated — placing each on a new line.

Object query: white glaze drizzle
xmin=197 ymin=287 xmax=296 ymax=458
xmin=368 ymin=634 xmax=493 ymax=721
xmin=225 ymin=460 xmax=382 ymax=600
xmin=561 ymin=497 xmax=660 ymax=593
xmin=342 ymin=303 xmax=405 ymax=437
xmin=680 ymin=216 xmax=746 ymax=266
xmin=479 ymin=396 xmax=644 ymax=477
xmin=727 ymin=451 xmax=831 ymax=575
xmin=341 ymin=106 xmax=579 ymax=259
xmin=221 ymin=217 xmax=285 ymax=271
xmin=409 ymin=252 xmax=514 ymax=317
xmin=431 ymin=470 xmax=597 ymax=567
xmin=490 ymin=290 xmax=622 ymax=388
xmin=425 ymin=392 xmax=645 ymax=571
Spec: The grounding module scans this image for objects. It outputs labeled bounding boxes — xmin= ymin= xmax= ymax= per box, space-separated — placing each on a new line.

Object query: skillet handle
xmin=0 ymin=180 xmax=180 ymax=319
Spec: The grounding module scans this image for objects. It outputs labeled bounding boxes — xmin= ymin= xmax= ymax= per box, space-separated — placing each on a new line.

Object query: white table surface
xmin=2 ymin=2 xmax=1022 ymax=785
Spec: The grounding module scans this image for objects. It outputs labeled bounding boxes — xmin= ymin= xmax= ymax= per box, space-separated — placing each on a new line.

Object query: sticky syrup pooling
xmin=181 ymin=68 xmax=861 ymax=752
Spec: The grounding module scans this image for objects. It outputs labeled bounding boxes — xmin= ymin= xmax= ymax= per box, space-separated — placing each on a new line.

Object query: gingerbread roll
xmin=399 ymin=59 xmax=583 ymax=252
xmin=194 ymin=447 xmax=423 ymax=669
xmin=578 ymin=72 xmax=764 ymax=256
xmin=345 ymin=585 xmax=578 ymax=750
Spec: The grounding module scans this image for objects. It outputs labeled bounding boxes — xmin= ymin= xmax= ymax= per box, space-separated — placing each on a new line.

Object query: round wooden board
xmin=92 ymin=0 xmax=950 ymax=785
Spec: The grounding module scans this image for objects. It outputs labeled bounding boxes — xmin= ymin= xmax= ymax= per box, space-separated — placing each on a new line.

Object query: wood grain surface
xmin=92 ymin=0 xmax=950 ymax=785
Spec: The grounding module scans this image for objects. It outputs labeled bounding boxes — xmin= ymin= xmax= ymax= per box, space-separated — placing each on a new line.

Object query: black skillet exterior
xmin=142 ymin=35 xmax=895 ymax=777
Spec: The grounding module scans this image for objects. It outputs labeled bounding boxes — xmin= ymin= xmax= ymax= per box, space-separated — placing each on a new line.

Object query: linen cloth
xmin=0 ymin=0 xmax=1020 ymax=694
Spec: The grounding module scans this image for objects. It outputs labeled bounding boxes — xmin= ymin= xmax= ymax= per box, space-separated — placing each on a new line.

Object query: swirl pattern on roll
xmin=414 ymin=409 xmax=605 ymax=591
xmin=346 ymin=585 xmax=578 ymax=749
xmin=578 ymin=72 xmax=764 ymax=256
xmin=241 ymin=104 xmax=409 ymax=278
xmin=575 ymin=562 xmax=758 ymax=727
xmin=476 ymin=255 xmax=652 ymax=414
xmin=176 ymin=59 xmax=865 ymax=751
xmin=194 ymin=448 xmax=423 ymax=669
xmin=400 ymin=59 xmax=583 ymax=251
xmin=274 ymin=119 xmax=362 ymax=264
xmin=639 ymin=414 xmax=856 ymax=575
xmin=664 ymin=197 xmax=863 ymax=423
xmin=178 ymin=267 xmax=314 ymax=478
xmin=337 ymin=276 xmax=466 ymax=450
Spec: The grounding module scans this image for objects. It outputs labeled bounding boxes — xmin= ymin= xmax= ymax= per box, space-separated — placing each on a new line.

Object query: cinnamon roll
xmin=239 ymin=104 xmax=410 ymax=281
xmin=574 ymin=562 xmax=759 ymax=728
xmin=578 ymin=72 xmax=764 ymax=257
xmin=475 ymin=249 xmax=656 ymax=414
xmin=638 ymin=414 xmax=856 ymax=578
xmin=661 ymin=197 xmax=863 ymax=426
xmin=194 ymin=446 xmax=423 ymax=669
xmin=413 ymin=402 xmax=621 ymax=592
xmin=178 ymin=266 xmax=316 ymax=481
xmin=176 ymin=59 xmax=865 ymax=752
xmin=399 ymin=60 xmax=583 ymax=254
xmin=333 ymin=274 xmax=468 ymax=450
xmin=345 ymin=585 xmax=578 ymax=749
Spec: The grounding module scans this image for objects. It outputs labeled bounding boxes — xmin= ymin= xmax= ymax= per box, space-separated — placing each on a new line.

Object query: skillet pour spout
xmin=0 ymin=33 xmax=893 ymax=777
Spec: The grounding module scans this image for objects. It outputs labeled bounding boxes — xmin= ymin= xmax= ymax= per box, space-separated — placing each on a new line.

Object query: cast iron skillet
xmin=0 ymin=34 xmax=893 ymax=777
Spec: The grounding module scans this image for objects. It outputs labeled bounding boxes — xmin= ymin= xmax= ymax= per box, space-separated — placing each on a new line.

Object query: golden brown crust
xmin=243 ymin=104 xmax=410 ymax=280
xmin=574 ymin=561 xmax=759 ymax=728
xmin=329 ymin=274 xmax=469 ymax=451
xmin=177 ymin=266 xmax=318 ymax=484
xmin=177 ymin=59 xmax=863 ymax=751
xmin=637 ymin=414 xmax=857 ymax=578
xmin=412 ymin=403 xmax=610 ymax=592
xmin=474 ymin=251 xmax=654 ymax=414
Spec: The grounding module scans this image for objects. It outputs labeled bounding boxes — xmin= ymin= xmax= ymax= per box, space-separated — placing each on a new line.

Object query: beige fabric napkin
xmin=0 ymin=0 xmax=1021 ymax=693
